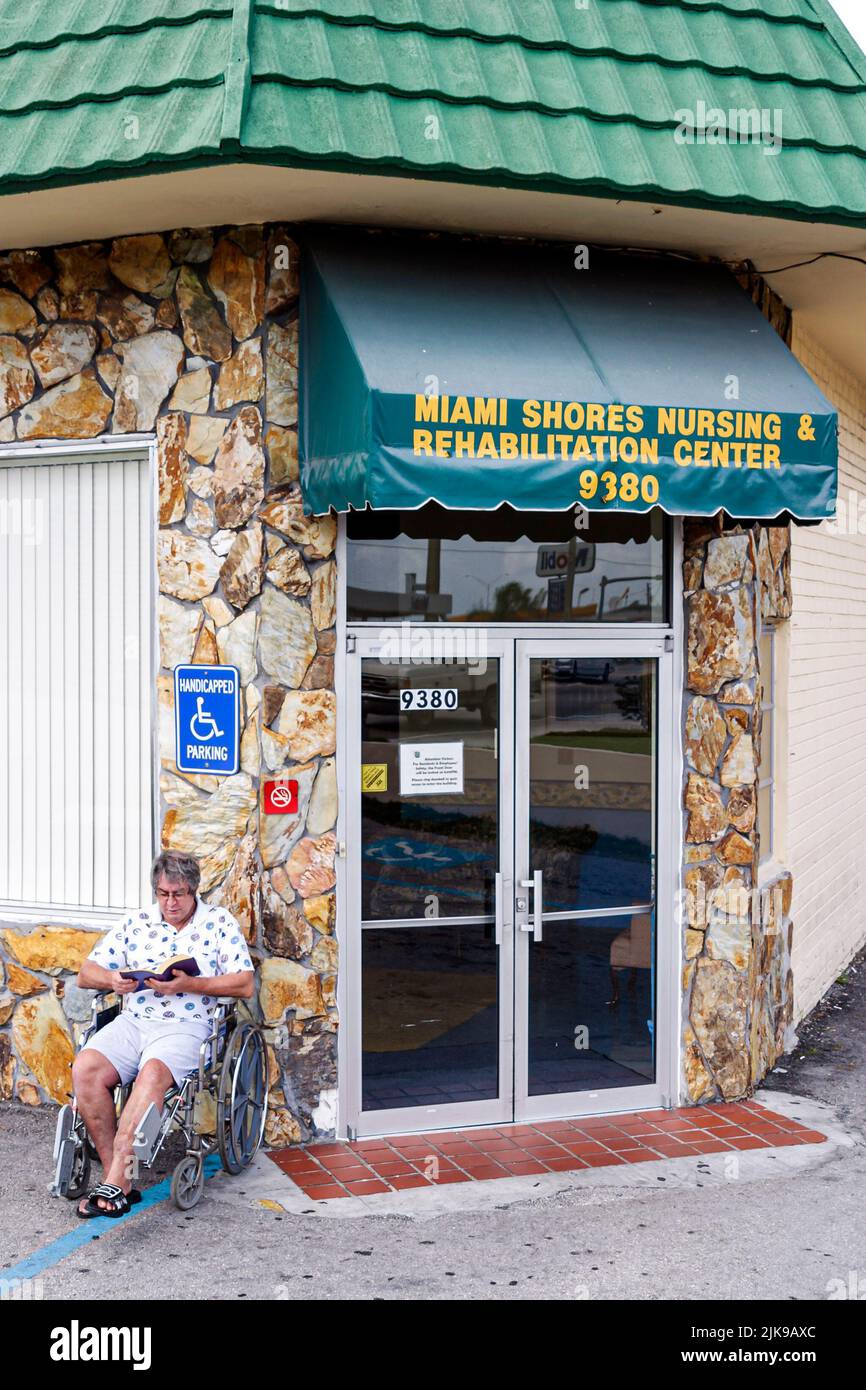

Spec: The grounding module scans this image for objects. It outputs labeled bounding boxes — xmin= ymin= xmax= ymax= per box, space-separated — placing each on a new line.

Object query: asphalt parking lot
xmin=2 ymin=949 xmax=865 ymax=1302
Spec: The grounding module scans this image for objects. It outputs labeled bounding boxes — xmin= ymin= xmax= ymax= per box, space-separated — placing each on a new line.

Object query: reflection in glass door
xmin=346 ymin=634 xmax=671 ymax=1136
xmin=348 ymin=636 xmax=514 ymax=1135
xmin=514 ymin=642 xmax=670 ymax=1119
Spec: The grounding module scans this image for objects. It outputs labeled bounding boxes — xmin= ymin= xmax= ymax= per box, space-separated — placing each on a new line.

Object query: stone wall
xmin=681 ymin=519 xmax=795 ymax=1101
xmin=0 ymin=228 xmax=337 ymax=1143
xmin=0 ymin=229 xmax=808 ymax=1127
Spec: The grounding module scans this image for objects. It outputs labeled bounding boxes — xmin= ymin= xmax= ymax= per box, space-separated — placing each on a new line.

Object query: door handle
xmin=494 ymin=871 xmax=503 ymax=947
xmin=518 ymin=869 xmax=543 ymax=942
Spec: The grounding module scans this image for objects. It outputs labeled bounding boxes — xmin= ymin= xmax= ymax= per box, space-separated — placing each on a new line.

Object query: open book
xmin=119 ymin=954 xmax=201 ymax=985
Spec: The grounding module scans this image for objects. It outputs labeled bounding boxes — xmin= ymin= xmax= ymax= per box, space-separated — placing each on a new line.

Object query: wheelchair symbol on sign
xmin=189 ymin=696 xmax=224 ymax=741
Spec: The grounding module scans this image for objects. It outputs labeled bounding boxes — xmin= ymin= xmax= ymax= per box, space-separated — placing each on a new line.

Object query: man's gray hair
xmin=151 ymin=851 xmax=201 ymax=896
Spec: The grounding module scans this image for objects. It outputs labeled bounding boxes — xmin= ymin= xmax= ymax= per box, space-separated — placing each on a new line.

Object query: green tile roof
xmin=1 ymin=0 xmax=865 ymax=225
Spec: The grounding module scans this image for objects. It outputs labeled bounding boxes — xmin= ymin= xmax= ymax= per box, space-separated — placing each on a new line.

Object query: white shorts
xmin=81 ymin=1012 xmax=211 ymax=1088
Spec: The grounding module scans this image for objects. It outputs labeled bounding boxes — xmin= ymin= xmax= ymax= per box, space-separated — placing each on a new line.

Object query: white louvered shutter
xmin=0 ymin=451 xmax=154 ymax=913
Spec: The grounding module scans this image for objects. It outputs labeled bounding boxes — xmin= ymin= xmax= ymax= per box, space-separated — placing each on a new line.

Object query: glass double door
xmin=347 ymin=632 xmax=671 ymax=1137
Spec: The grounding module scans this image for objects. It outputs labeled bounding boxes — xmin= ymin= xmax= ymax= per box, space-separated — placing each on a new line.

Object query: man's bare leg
xmin=71 ymin=1051 xmax=122 ymax=1214
xmin=95 ymin=1059 xmax=173 ymax=1212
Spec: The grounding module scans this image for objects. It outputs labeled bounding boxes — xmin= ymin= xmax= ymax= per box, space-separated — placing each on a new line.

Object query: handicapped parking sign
xmin=174 ymin=665 xmax=240 ymax=775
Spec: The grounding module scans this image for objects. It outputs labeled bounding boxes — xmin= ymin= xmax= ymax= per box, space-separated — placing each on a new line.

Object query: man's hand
xmin=144 ymin=969 xmax=195 ymax=996
xmin=110 ymin=971 xmax=139 ymax=995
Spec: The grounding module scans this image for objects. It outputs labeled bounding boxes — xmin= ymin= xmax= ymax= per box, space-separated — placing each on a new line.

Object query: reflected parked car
xmin=553 ymin=658 xmax=611 ymax=683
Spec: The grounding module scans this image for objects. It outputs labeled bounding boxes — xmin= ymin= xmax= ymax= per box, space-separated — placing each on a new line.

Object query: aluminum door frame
xmin=345 ymin=629 xmax=516 ymax=1138
xmin=513 ymin=637 xmax=675 ymax=1122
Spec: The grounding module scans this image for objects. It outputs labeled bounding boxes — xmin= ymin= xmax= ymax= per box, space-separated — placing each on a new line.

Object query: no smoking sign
xmin=263 ymin=779 xmax=299 ymax=815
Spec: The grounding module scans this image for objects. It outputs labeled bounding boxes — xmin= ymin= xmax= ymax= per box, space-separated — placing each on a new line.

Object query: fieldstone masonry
xmin=0 ymin=227 xmax=336 ymax=1143
xmin=682 ymin=518 xmax=794 ymax=1101
xmin=0 ymin=232 xmax=801 ymax=1125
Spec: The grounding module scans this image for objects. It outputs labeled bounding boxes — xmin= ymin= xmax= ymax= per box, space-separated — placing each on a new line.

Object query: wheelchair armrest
xmin=91 ymin=992 xmax=122 ymax=1030
xmin=94 ymin=1003 xmax=121 ymax=1032
xmin=90 ymin=988 xmax=119 ymax=1007
xmin=77 ymin=992 xmax=122 ymax=1046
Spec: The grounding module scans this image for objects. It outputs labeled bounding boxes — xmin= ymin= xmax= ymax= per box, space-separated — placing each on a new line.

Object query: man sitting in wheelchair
xmin=72 ymin=851 xmax=255 ymax=1218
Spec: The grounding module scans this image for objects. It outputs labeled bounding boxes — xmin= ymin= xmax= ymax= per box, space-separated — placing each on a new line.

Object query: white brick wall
xmin=787 ymin=322 xmax=866 ymax=1019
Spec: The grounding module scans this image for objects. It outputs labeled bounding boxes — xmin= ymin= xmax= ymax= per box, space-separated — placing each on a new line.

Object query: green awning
xmin=299 ymin=231 xmax=837 ymax=521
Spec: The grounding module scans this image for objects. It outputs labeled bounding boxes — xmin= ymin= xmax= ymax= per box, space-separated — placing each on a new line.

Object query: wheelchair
xmin=50 ymin=992 xmax=269 ymax=1210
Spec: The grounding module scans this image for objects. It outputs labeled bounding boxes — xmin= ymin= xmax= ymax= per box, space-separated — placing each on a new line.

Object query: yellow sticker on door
xmin=362 ymin=763 xmax=388 ymax=793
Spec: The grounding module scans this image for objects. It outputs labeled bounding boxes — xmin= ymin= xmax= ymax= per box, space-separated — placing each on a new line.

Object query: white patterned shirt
xmin=87 ymin=898 xmax=254 ymax=1029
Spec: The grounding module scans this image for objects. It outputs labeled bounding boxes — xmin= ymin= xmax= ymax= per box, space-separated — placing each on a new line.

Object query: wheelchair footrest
xmin=132 ymin=1101 xmax=163 ymax=1165
xmin=50 ymin=1105 xmax=76 ymax=1196
xmin=53 ymin=1103 xmax=73 ymax=1162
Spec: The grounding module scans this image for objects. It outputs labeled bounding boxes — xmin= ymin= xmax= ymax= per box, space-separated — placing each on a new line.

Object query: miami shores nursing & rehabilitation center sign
xmin=409 ymin=393 xmax=835 ymax=514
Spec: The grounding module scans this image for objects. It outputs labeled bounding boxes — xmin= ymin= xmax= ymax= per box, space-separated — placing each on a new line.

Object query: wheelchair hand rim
xmin=218 ymin=1025 xmax=268 ymax=1172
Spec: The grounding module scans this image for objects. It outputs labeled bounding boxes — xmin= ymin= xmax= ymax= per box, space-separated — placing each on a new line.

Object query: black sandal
xmin=76 ymin=1184 xmax=142 ymax=1219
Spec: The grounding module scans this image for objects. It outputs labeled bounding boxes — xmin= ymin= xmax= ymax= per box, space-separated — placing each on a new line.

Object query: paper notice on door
xmin=399 ymin=742 xmax=464 ymax=796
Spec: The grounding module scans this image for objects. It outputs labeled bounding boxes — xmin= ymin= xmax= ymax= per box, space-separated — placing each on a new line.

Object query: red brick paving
xmin=267 ymin=1100 xmax=825 ymax=1200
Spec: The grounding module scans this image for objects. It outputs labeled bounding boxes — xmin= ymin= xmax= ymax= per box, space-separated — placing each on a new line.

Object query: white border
xmin=173 ymin=663 xmax=241 ymax=776
xmin=512 ymin=634 xmax=672 ymax=1123
xmin=334 ymin=513 xmax=684 ymax=1133
xmin=668 ymin=517 xmax=686 ymax=1106
xmin=335 ymin=517 xmax=350 ymax=1135
xmin=0 ymin=435 xmax=158 ymax=921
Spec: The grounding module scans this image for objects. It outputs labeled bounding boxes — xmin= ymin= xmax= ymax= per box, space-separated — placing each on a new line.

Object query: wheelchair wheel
xmin=217 ymin=1023 xmax=268 ymax=1175
xmin=66 ymin=1143 xmax=92 ymax=1200
xmin=171 ymin=1155 xmax=204 ymax=1210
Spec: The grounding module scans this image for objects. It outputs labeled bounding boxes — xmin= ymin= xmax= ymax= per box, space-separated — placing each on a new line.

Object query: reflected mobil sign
xmin=536 ymin=542 xmax=596 ymax=577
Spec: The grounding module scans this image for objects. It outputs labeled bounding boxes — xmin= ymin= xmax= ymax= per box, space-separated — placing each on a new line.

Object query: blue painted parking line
xmin=5 ymin=1155 xmax=222 ymax=1284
